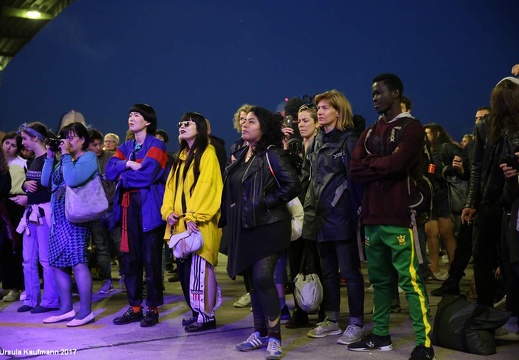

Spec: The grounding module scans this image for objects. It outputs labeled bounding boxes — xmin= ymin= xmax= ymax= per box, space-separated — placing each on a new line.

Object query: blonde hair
xmin=314 ymin=89 xmax=353 ymax=131
xmin=232 ymin=104 xmax=253 ymax=132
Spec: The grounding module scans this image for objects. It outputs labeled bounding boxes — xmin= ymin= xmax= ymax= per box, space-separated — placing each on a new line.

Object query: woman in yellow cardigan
xmin=161 ymin=112 xmax=223 ymax=332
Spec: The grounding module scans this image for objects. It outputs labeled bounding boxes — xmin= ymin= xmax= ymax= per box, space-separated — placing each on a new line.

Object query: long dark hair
xmin=489 ymin=79 xmax=519 ymax=143
xmin=249 ymin=106 xmax=283 ymax=153
xmin=170 ymin=112 xmax=209 ymax=195
xmin=424 ymin=123 xmax=453 ymax=150
xmin=0 ymin=143 xmax=8 ymax=174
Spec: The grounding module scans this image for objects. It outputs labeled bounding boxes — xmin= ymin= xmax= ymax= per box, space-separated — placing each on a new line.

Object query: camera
xmin=45 ymin=137 xmax=63 ymax=152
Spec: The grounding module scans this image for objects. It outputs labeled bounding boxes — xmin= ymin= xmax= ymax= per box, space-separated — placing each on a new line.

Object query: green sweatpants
xmin=365 ymin=224 xmax=432 ymax=347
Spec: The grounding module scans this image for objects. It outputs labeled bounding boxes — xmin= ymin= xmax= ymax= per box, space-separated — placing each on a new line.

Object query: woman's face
xmin=238 ymin=111 xmax=248 ymax=130
xmin=2 ymin=138 xmax=18 ymax=158
xmin=63 ymin=131 xmax=85 ymax=155
xmin=241 ymin=112 xmax=262 ymax=145
xmin=178 ymin=119 xmax=198 ymax=143
xmin=20 ymin=131 xmax=39 ymax=152
xmin=128 ymin=112 xmax=149 ymax=134
xmin=298 ymin=110 xmax=317 ymax=139
xmin=317 ymin=99 xmax=339 ymax=130
xmin=460 ymin=136 xmax=469 ymax=149
xmin=425 ymin=128 xmax=435 ymax=144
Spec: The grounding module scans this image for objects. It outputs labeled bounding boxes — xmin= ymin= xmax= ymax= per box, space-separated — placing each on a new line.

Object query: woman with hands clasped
xmin=161 ymin=112 xmax=223 ymax=333
xmin=41 ymin=122 xmax=99 ymax=327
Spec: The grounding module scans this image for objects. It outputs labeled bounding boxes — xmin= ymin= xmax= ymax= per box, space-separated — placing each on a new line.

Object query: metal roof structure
xmin=0 ymin=0 xmax=75 ymax=71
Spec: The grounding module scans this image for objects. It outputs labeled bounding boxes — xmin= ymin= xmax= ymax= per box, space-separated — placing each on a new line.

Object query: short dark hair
xmin=155 ymin=129 xmax=169 ymax=144
xmin=373 ymin=73 xmax=404 ymax=99
xmin=401 ymin=96 xmax=412 ymax=111
xmin=477 ymin=106 xmax=491 ymax=113
xmin=129 ymin=104 xmax=157 ymax=135
xmin=60 ymin=122 xmax=90 ymax=150
xmin=88 ymin=129 xmax=104 ymax=143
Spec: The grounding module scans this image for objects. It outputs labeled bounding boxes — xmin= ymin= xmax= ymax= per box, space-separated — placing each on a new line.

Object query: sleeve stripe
xmin=146 ymin=146 xmax=168 ymax=168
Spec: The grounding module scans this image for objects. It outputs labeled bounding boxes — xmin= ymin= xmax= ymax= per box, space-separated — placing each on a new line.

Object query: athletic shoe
xmin=19 ymin=291 xmax=27 ymax=301
xmin=494 ymin=295 xmax=507 ymax=309
xmin=348 ymin=334 xmax=393 ymax=351
xmin=140 ymin=309 xmax=159 ymax=327
xmin=233 ymin=293 xmax=251 ymax=308
xmin=337 ymin=324 xmax=364 ymax=345
xmin=234 ymin=332 xmax=268 ymax=351
xmin=285 ymin=309 xmax=310 ymax=329
xmin=307 ymin=318 xmax=342 ymax=338
xmin=2 ymin=289 xmax=21 ymax=302
xmin=495 ymin=324 xmax=519 ymax=341
xmin=440 ymin=254 xmax=449 ymax=265
xmin=266 ymin=338 xmax=282 ymax=360
xmin=98 ymin=280 xmax=115 ymax=294
xmin=409 ymin=344 xmax=436 ymax=359
xmin=432 ymin=271 xmax=448 ymax=281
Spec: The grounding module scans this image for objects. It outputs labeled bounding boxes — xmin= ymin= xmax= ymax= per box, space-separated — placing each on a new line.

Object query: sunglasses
xmin=177 ymin=121 xmax=193 ymax=128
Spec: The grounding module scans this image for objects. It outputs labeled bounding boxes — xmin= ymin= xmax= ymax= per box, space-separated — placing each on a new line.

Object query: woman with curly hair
xmin=222 ymin=106 xmax=301 ymax=359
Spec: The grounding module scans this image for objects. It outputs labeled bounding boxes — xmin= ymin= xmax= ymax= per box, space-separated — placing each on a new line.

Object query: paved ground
xmin=1 ymin=254 xmax=518 ymax=360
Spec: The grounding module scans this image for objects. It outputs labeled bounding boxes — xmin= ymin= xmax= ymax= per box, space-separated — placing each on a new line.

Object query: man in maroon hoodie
xmin=348 ymin=74 xmax=435 ymax=360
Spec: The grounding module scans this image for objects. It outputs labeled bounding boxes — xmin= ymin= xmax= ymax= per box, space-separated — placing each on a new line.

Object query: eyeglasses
xmin=177 ymin=121 xmax=193 ymax=128
xmin=299 ymin=103 xmax=317 ymax=112
xmin=104 ymin=140 xmax=116 ymax=144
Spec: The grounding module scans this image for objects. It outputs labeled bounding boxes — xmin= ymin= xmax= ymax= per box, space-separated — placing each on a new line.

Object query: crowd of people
xmin=1 ymin=65 xmax=519 ymax=360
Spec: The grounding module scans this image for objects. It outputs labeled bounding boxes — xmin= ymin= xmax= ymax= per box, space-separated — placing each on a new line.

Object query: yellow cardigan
xmin=161 ymin=145 xmax=223 ymax=266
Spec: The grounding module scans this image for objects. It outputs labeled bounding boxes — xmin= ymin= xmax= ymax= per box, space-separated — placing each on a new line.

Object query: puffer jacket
xmin=304 ymin=128 xmax=363 ymax=242
xmin=466 ymin=117 xmax=506 ymax=209
xmin=221 ymin=145 xmax=301 ymax=229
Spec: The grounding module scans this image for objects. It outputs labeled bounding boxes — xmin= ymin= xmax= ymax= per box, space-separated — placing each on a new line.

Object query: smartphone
xmin=283 ymin=115 xmax=293 ymax=128
xmin=506 ymin=156 xmax=519 ymax=171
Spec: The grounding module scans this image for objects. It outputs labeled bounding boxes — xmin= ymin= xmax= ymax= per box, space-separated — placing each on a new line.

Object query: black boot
xmin=430 ymin=277 xmax=460 ymax=297
xmin=285 ymin=309 xmax=309 ymax=328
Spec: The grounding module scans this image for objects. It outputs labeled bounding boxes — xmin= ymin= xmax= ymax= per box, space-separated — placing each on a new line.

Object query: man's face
xmin=475 ymin=109 xmax=489 ymax=124
xmin=89 ymin=139 xmax=103 ymax=156
xmin=400 ymin=103 xmax=409 ymax=113
xmin=372 ymin=81 xmax=396 ymax=114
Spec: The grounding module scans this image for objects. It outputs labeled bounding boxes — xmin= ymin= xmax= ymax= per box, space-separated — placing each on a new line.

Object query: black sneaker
xmin=140 ymin=309 xmax=159 ymax=327
xmin=113 ymin=307 xmax=143 ymax=325
xmin=280 ymin=305 xmax=291 ymax=321
xmin=430 ymin=278 xmax=460 ymax=297
xmin=348 ymin=334 xmax=393 ymax=352
xmin=409 ymin=344 xmax=435 ymax=360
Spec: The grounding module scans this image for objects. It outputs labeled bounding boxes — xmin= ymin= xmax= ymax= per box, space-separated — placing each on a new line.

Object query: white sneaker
xmin=266 ymin=338 xmax=282 ymax=360
xmin=440 ymin=254 xmax=449 ymax=264
xmin=233 ymin=293 xmax=251 ymax=308
xmin=19 ymin=291 xmax=27 ymax=301
xmin=494 ymin=295 xmax=507 ymax=309
xmin=433 ymin=271 xmax=448 ymax=281
xmin=337 ymin=324 xmax=364 ymax=345
xmin=2 ymin=290 xmax=21 ymax=302
xmin=495 ymin=324 xmax=519 ymax=341
xmin=366 ymin=284 xmax=374 ymax=292
xmin=307 ymin=318 xmax=342 ymax=338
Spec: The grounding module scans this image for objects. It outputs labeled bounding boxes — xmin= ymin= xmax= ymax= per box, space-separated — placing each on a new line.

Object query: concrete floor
xmin=1 ymin=254 xmax=518 ymax=360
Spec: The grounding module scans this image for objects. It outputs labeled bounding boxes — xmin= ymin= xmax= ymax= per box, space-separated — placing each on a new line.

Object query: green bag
xmin=432 ymin=295 xmax=510 ymax=355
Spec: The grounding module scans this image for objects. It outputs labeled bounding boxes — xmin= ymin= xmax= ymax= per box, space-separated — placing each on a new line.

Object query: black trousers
xmin=122 ymin=192 xmax=164 ymax=308
xmin=448 ymin=219 xmax=473 ymax=282
xmin=472 ymin=204 xmax=501 ymax=307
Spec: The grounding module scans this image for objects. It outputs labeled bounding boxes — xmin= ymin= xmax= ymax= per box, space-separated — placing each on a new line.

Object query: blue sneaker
xmin=266 ymin=338 xmax=282 ymax=360
xmin=234 ymin=332 xmax=268 ymax=352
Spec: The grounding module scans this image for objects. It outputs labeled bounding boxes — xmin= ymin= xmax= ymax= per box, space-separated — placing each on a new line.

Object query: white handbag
xmin=169 ymin=230 xmax=204 ymax=259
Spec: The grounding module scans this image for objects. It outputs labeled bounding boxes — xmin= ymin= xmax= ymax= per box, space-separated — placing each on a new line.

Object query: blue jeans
xmin=317 ymin=240 xmax=364 ymax=326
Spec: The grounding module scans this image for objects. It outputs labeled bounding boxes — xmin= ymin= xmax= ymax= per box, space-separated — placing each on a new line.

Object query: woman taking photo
xmin=41 ymin=122 xmax=98 ymax=326
xmin=222 ymin=106 xmax=301 ymax=360
xmin=13 ymin=123 xmax=59 ymax=314
xmin=161 ymin=112 xmax=223 ymax=333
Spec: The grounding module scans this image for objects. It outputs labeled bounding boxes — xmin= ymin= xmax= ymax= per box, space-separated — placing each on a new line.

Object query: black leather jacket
xmin=466 ymin=117 xmax=506 ymax=209
xmin=304 ymin=128 xmax=363 ymax=241
xmin=221 ymin=145 xmax=301 ymax=229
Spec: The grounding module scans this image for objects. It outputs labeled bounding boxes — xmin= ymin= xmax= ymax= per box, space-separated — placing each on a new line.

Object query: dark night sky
xmin=1 ymin=0 xmax=518 ymax=152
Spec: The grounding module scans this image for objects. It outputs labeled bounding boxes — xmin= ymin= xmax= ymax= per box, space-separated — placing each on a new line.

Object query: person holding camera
xmin=13 ymin=122 xmax=59 ymax=314
xmin=40 ymin=122 xmax=99 ymax=327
